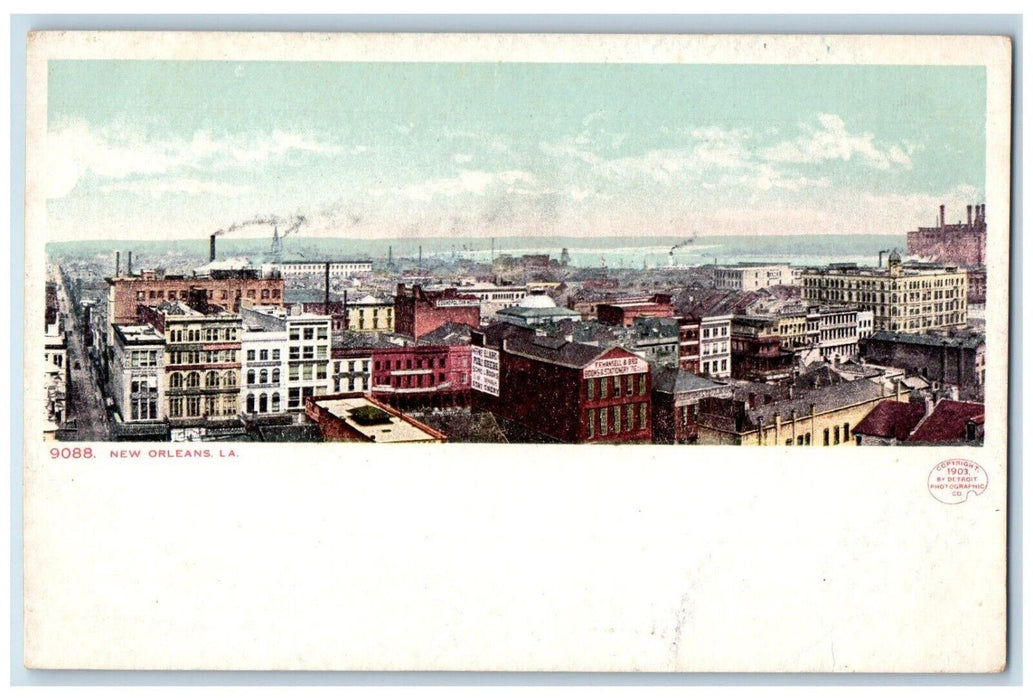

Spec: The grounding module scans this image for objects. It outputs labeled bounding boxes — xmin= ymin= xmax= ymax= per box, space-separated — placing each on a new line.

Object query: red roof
xmin=853 ymin=400 xmax=926 ymax=440
xmin=907 ymin=400 xmax=985 ymax=443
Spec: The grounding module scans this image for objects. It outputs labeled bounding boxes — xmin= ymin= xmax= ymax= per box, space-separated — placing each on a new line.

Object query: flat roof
xmin=315 ymin=396 xmax=443 ymax=443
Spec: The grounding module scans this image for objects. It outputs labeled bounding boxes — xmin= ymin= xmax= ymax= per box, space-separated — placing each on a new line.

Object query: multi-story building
xmin=628 ymin=316 xmax=681 ymax=368
xmin=241 ymin=318 xmax=288 ymax=417
xmin=138 ymin=299 xmax=243 ymax=440
xmin=394 ymin=284 xmax=481 ymax=340
xmin=675 ymin=316 xmax=702 ymax=374
xmin=906 ymin=203 xmax=986 ymax=268
xmin=105 ymin=266 xmax=284 ymax=344
xmin=596 ymin=294 xmax=674 ymax=328
xmin=272 ymin=260 xmax=373 ymax=279
xmin=800 ymin=251 xmax=968 ymax=333
xmin=696 ymin=377 xmax=911 ymax=446
xmin=808 ymin=305 xmax=861 ymax=361
xmin=240 ymin=306 xmax=333 ymax=413
xmin=43 ymin=282 xmax=68 ymax=434
xmin=496 ymin=295 xmax=583 ymax=328
xmin=714 ymin=263 xmax=792 ymax=291
xmin=345 ymin=293 xmax=395 ymax=333
xmin=471 ymin=324 xmax=652 ymax=444
xmin=730 ymin=317 xmax=796 ymax=382
xmin=650 ymin=367 xmax=733 ymax=444
xmin=369 ymin=331 xmax=472 ymax=411
xmin=426 ymin=282 xmax=529 ymax=321
xmin=110 ymin=323 xmax=166 ymax=424
xmin=861 ymin=330 xmax=986 ymax=389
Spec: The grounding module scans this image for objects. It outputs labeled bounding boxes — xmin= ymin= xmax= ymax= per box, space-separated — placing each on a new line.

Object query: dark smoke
xmin=210 ymin=213 xmax=307 ymax=238
xmin=669 ymin=233 xmax=697 ymax=255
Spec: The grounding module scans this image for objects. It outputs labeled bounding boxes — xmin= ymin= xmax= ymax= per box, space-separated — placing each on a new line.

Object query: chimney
xmin=127 ymin=251 xmax=133 ymax=275
xmin=895 ymin=378 xmax=903 ymax=402
xmin=209 ymin=234 xmax=217 ymax=263
xmin=115 ymin=251 xmax=121 ymax=276
xmin=941 ymin=341 xmax=948 ymax=386
xmin=967 ymin=205 xmax=973 ymax=226
xmin=419 ymin=245 xmax=423 ymax=266
xmin=939 ymin=204 xmax=946 ymax=229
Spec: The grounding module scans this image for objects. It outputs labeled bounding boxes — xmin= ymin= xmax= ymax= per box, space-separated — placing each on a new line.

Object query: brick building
xmin=906 ymin=203 xmax=987 ymax=268
xmin=596 ymin=294 xmax=674 ymax=328
xmin=861 ymin=330 xmax=986 ymax=390
xmin=394 ymin=284 xmax=480 ymax=340
xmin=472 ymin=325 xmax=652 ymax=444
xmin=106 ymin=267 xmax=284 ymax=344
xmin=369 ymin=343 xmax=472 ymax=410
xmin=651 ymin=367 xmax=733 ymax=444
xmin=730 ymin=317 xmax=796 ymax=382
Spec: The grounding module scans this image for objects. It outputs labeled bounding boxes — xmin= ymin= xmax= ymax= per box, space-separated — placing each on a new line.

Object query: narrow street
xmin=52 ymin=267 xmax=110 ymax=441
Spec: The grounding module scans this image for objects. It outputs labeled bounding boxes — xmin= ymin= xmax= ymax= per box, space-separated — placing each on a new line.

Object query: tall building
xmin=800 ymin=252 xmax=968 ymax=333
xmin=394 ymin=284 xmax=481 ymax=340
xmin=714 ymin=263 xmax=792 ymax=291
xmin=105 ymin=266 xmax=284 ymax=344
xmin=43 ymin=282 xmax=68 ymax=434
xmin=110 ymin=324 xmax=165 ymax=424
xmin=906 ymin=203 xmax=987 ymax=268
xmin=345 ymin=294 xmax=395 ymax=333
xmin=471 ymin=325 xmax=653 ymax=444
xmin=241 ymin=317 xmax=288 ymax=417
xmin=139 ymin=299 xmax=243 ymax=440
xmin=240 ymin=306 xmax=333 ymax=413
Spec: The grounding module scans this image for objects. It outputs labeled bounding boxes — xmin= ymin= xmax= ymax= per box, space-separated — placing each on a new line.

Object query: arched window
xmin=246 ymin=394 xmax=255 ymax=413
xmin=247 ymin=370 xmax=256 ymax=385
xmin=169 ymin=372 xmax=182 ymax=388
xmin=225 ymin=371 xmax=236 ymax=387
xmin=187 ymin=372 xmax=200 ymax=388
xmin=271 ymin=393 xmax=280 ymax=412
xmin=271 ymin=368 xmax=280 ymax=383
xmin=259 ymin=394 xmax=268 ymax=413
xmin=259 ymin=369 xmax=268 ymax=384
xmin=206 ymin=371 xmax=219 ymax=388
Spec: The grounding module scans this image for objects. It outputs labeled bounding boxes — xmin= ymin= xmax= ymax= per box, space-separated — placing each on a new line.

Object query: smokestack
xmin=940 ymin=204 xmax=946 ymax=229
xmin=491 ymin=237 xmax=495 ymax=263
xmin=127 ymin=251 xmax=133 ymax=275
xmin=115 ymin=251 xmax=121 ymax=276
xmin=209 ymin=234 xmax=217 ymax=263
xmin=388 ymin=245 xmax=393 ymax=265
xmin=419 ymin=245 xmax=423 ymax=266
xmin=967 ymin=205 xmax=973 ymax=226
xmin=324 ymin=262 xmax=331 ymax=316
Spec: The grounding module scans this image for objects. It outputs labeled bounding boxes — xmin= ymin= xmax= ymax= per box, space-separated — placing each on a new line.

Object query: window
xmin=225 ymin=372 xmax=236 ymax=387
xmin=587 ymin=409 xmax=595 ymax=438
xmin=271 ymin=368 xmax=280 ymax=383
xmin=271 ymin=349 xmax=280 ymax=361
xmin=206 ymin=371 xmax=219 ymax=388
xmin=600 ymin=409 xmax=608 ymax=435
xmin=247 ymin=350 xmax=256 ymax=361
xmin=316 ymin=327 xmax=328 ymax=340
xmin=625 ymin=403 xmax=634 ymax=432
xmin=843 ymin=422 xmax=850 ymax=442
xmin=289 ymin=347 xmax=301 ymax=360
xmin=259 ymin=369 xmax=268 ymax=384
xmin=289 ymin=328 xmax=301 ymax=341
xmin=824 ymin=428 xmax=830 ymax=446
xmin=288 ymin=388 xmax=301 ymax=408
xmin=587 ymin=379 xmax=595 ymax=400
xmin=187 ymin=396 xmax=201 ymax=417
xmin=289 ymin=365 xmax=300 ymax=381
xmin=259 ymin=349 xmax=268 ymax=361
xmin=187 ymin=372 xmax=200 ymax=388
xmin=303 ymin=327 xmax=314 ymax=340
xmin=271 ymin=393 xmax=280 ymax=412
xmin=833 ymin=426 xmax=840 ymax=445
xmin=601 ymin=378 xmax=609 ymax=399
xmin=169 ymin=372 xmax=182 ymax=388
xmin=261 ymin=289 xmax=270 ymax=299
xmin=169 ymin=397 xmax=183 ymax=418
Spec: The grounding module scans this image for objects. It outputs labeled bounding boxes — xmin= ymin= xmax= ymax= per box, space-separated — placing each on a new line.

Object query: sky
xmin=44 ymin=60 xmax=986 ymax=242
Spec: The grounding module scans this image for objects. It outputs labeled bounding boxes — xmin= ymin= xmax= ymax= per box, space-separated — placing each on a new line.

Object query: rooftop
xmin=867 ymin=330 xmax=985 ymax=350
xmin=652 ymin=366 xmax=727 ymax=395
xmin=853 ymin=400 xmax=927 ymax=440
xmin=907 ymin=400 xmax=985 ymax=443
xmin=114 ymin=323 xmax=165 ymax=345
xmin=313 ymin=396 xmax=445 ymax=443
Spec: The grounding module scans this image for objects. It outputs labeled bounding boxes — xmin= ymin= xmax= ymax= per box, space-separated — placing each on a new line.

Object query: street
xmin=52 ymin=267 xmax=110 ymax=441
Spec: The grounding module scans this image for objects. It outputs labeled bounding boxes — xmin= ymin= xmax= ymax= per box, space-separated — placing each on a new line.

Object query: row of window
xmin=246 ymin=348 xmax=281 ymax=362
xmin=586 ymin=402 xmax=648 ymax=438
xmin=245 ymin=392 xmax=281 ymax=414
xmin=169 ymin=395 xmax=238 ymax=418
xmin=700 ymin=359 xmax=729 ymax=375
xmin=169 ymin=327 xmax=239 ymax=343
xmin=375 ymin=357 xmax=447 ymax=371
xmin=129 ymin=350 xmax=160 ymax=367
xmin=288 ymin=345 xmax=328 ymax=360
xmin=701 ymin=326 xmax=729 ymax=339
xmin=288 ymin=363 xmax=328 ymax=382
xmin=288 ymin=326 xmax=329 ymax=341
xmin=782 ymin=423 xmax=852 ymax=446
xmin=169 ymin=349 xmax=238 ymax=365
xmin=168 ymin=370 xmax=238 ymax=389
xmin=246 ymin=368 xmax=281 ymax=385
xmin=586 ymin=373 xmax=648 ymax=401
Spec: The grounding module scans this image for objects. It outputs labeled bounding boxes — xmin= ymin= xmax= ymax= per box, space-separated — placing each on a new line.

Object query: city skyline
xmin=45 ymin=61 xmax=986 ymax=242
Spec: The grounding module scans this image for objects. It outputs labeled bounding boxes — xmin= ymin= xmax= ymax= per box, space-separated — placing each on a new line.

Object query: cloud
xmin=399 ymin=170 xmax=536 ymax=201
xmin=99 ymin=178 xmax=253 ymax=198
xmin=760 ymin=113 xmax=914 ymax=170
xmin=44 ymin=121 xmax=352 ymax=199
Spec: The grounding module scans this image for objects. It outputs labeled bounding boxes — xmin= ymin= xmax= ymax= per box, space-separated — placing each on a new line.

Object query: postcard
xmin=22 ymin=32 xmax=1011 ymax=671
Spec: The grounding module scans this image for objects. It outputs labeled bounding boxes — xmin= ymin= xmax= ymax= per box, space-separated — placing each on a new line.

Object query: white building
xmin=241 ymin=322 xmax=288 ymax=416
xmin=43 ymin=304 xmax=68 ymax=433
xmin=428 ymin=282 xmax=529 ymax=320
xmin=714 ymin=263 xmax=792 ymax=291
xmin=807 ymin=306 xmax=861 ymax=362
xmin=270 ymin=260 xmax=373 ymax=279
xmin=332 ymin=354 xmax=372 ymax=393
xmin=699 ymin=314 xmax=732 ymax=378
xmin=111 ymin=324 xmax=165 ymax=423
xmin=241 ymin=305 xmax=333 ymax=413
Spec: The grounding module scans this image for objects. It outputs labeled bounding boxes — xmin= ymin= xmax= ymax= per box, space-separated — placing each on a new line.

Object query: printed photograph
xmin=42 ymin=55 xmax=991 ymax=446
